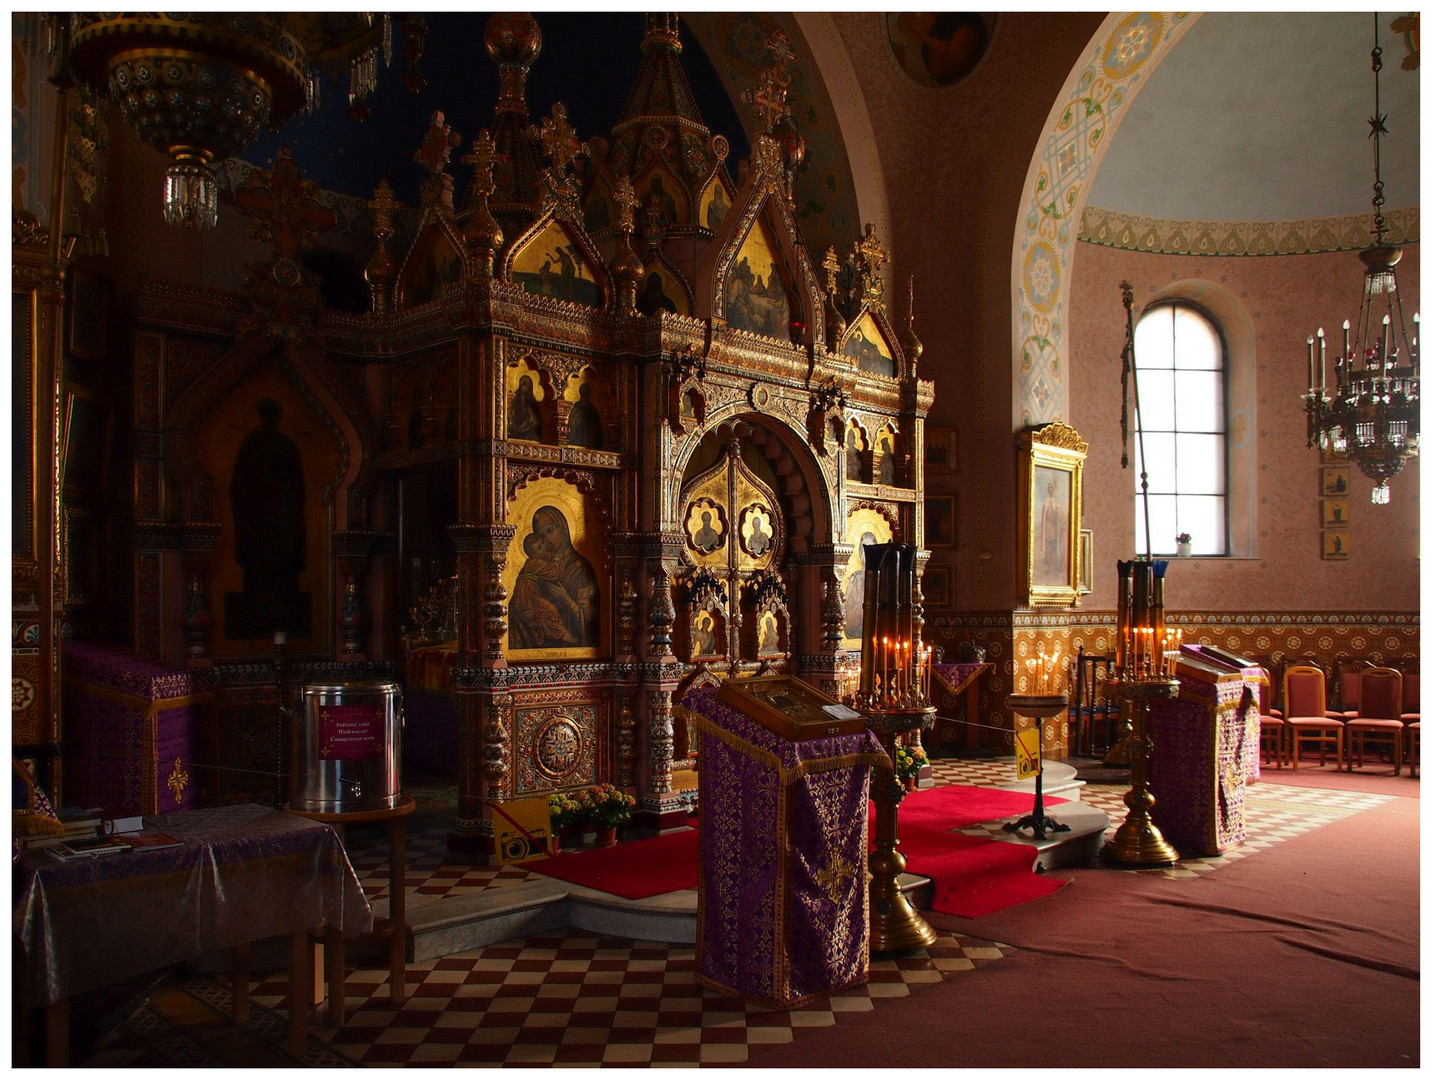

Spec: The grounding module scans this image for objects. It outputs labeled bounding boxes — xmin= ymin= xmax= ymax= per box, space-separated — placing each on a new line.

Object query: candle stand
xmin=1101 ymin=676 xmax=1180 ymax=867
xmin=1002 ymin=693 xmax=1071 ymax=841
xmin=862 ymin=703 xmax=938 ymax=954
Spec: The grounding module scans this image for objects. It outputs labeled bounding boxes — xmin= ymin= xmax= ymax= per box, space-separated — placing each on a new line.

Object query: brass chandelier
xmin=49 ymin=13 xmax=425 ymax=230
xmin=1304 ymin=14 xmax=1419 ymax=505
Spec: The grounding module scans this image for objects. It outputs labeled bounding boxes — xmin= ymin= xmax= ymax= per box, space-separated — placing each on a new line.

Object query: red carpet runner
xmin=530 ymin=784 xmax=1067 ymax=916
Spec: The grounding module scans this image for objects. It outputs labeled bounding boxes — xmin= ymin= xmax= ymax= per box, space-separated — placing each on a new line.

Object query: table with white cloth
xmin=13 ymin=803 xmax=373 ymax=1064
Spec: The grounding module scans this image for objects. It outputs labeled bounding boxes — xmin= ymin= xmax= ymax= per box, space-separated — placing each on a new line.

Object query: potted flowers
xmin=894 ymin=742 xmax=928 ymax=793
xmin=583 ymin=783 xmax=636 ymax=847
xmin=548 ymin=791 xmax=589 ymax=849
xmin=1175 ymin=532 xmax=1192 ymax=557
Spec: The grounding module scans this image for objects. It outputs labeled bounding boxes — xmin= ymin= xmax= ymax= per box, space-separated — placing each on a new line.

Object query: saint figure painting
xmin=510 ymin=505 xmax=600 ymax=649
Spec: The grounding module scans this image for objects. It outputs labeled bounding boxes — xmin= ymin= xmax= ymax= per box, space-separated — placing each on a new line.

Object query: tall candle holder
xmin=1102 ymin=559 xmax=1180 ymax=867
xmin=845 ymin=542 xmax=937 ymax=954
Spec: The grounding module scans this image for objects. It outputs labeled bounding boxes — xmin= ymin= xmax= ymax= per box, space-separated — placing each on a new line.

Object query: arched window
xmin=1133 ymin=303 xmax=1227 ymax=555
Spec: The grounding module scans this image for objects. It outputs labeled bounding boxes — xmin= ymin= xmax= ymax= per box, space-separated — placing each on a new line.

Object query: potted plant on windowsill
xmin=1175 ymin=532 xmax=1192 ymax=557
xmin=583 ymin=784 xmax=636 ymax=847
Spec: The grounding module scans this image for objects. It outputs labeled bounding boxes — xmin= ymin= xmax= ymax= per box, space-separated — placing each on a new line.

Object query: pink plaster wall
xmin=1068 ymin=241 xmax=1420 ymax=613
xmin=829 ymin=12 xmax=1105 ymax=611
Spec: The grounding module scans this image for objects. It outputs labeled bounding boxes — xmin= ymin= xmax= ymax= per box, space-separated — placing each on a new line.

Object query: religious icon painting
xmin=1322 ymin=529 xmax=1350 ymax=560
xmin=739 ymin=504 xmax=775 ymax=558
xmin=512 ymin=220 xmax=601 ymax=307
xmin=690 ymin=610 xmax=722 ymax=660
xmin=583 ymin=183 xmax=611 ymax=233
xmin=845 ymin=422 xmax=868 ymax=483
xmin=757 ymin=611 xmax=784 ymax=657
xmin=874 ymin=429 xmax=897 ymax=485
xmin=1321 ymin=497 xmax=1349 ymax=528
xmin=636 ymin=166 xmax=689 ymax=227
xmin=1321 ymin=465 xmax=1350 ymax=497
xmin=700 ymin=177 xmax=731 ymax=233
xmin=724 ymin=216 xmax=792 ymax=339
xmin=563 ymin=371 xmax=606 ymax=450
xmin=506 ymin=359 xmax=548 ymax=443
xmin=637 ymin=261 xmax=689 ymax=317
xmin=886 ymin=13 xmax=996 ymax=89
xmin=841 ymin=508 xmax=893 ymax=648
xmin=842 ymin=312 xmax=897 ymax=377
xmin=685 ymin=498 xmax=728 ymax=557
xmin=503 ymin=479 xmax=607 ymax=660
xmin=400 ymin=228 xmax=464 ymax=307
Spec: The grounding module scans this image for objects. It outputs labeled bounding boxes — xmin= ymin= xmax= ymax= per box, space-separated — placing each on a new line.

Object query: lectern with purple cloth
xmin=682 ymin=682 xmax=888 ymax=1009
xmin=1148 ymin=645 xmax=1263 ymax=856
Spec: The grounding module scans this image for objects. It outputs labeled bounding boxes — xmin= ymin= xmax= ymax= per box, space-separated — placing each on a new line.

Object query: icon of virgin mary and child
xmin=510 ymin=505 xmax=600 ymax=649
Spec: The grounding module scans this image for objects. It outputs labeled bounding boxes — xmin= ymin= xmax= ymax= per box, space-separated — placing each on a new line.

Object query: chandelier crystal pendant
xmin=1304 ymin=15 xmax=1419 ymax=505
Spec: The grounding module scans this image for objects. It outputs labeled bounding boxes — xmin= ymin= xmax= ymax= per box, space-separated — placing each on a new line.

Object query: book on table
xmin=120 ymin=830 xmax=183 ymax=852
xmin=49 ymin=835 xmax=133 ymax=860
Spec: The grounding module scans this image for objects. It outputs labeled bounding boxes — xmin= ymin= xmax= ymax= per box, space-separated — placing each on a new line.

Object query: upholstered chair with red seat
xmin=1400 ymin=668 xmax=1419 ymax=725
xmin=1408 ymin=721 xmax=1420 ymax=778
xmin=1329 ymin=659 xmax=1373 ymax=721
xmin=1257 ymin=666 xmax=1288 ymax=769
xmin=1285 ymin=664 xmax=1344 ymax=769
xmin=1346 ymin=666 xmax=1405 ymax=775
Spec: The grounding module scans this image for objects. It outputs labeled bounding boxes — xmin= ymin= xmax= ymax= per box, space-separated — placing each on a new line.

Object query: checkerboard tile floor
xmin=82 ymin=758 xmax=1395 ymax=1067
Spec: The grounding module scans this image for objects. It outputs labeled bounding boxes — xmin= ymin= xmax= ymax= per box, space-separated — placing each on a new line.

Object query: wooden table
xmin=288 ymin=796 xmax=416 ymax=1021
xmin=13 ymin=804 xmax=372 ymax=1065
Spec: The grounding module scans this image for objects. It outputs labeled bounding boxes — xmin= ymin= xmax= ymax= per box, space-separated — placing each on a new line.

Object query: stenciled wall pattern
xmin=1013 ymin=11 xmax=1197 ymax=427
xmin=1079 ymin=205 xmax=1420 ymax=257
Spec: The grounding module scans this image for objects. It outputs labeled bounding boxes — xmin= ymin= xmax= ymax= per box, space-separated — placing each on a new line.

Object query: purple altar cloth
xmin=13 ymin=803 xmax=372 ymax=1009
xmin=61 ymin=642 xmax=205 ymax=816
xmin=1149 ymin=666 xmax=1260 ymax=856
xmin=682 ymin=685 xmax=888 ymax=1009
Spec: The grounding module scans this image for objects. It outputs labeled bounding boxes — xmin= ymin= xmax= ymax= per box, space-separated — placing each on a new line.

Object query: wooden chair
xmin=1400 ymin=667 xmax=1419 ymax=725
xmin=1347 ymin=667 xmax=1404 ymax=774
xmin=1284 ymin=665 xmax=1344 ymax=769
xmin=1329 ymin=658 xmax=1374 ymax=720
xmin=1408 ymin=721 xmax=1419 ymax=778
xmin=1256 ymin=666 xmax=1288 ymax=768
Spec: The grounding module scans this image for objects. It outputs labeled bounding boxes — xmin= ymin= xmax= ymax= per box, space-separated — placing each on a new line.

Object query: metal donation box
xmin=291 ymin=681 xmax=404 ymax=813
xmin=682 ymin=677 xmax=887 ymax=1008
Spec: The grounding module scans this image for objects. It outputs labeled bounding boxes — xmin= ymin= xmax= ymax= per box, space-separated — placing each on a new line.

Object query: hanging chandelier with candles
xmin=1304 ymin=14 xmax=1419 ymax=505
xmin=53 ymin=13 xmax=422 ymax=231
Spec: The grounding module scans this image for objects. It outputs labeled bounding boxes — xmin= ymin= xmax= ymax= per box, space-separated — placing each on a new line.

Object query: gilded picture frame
xmin=1079 ymin=528 xmax=1094 ymax=594
xmin=1018 ymin=422 xmax=1087 ymax=607
xmin=924 ymin=426 xmax=958 ymax=472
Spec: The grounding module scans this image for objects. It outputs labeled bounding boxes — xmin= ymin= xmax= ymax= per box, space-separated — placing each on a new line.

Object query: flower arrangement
xmin=547 ymin=791 xmax=589 ymax=833
xmin=1175 ymin=532 xmax=1192 ymax=545
xmin=584 ymin=783 xmax=636 ymax=829
xmin=894 ymin=743 xmax=928 ymax=780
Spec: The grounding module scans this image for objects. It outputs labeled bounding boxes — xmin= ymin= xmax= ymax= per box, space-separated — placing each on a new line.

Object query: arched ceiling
xmin=1087 ymin=11 xmax=1420 ymax=222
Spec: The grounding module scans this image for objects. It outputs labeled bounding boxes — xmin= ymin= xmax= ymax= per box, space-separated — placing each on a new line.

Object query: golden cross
xmin=814 ymin=853 xmax=855 ymax=905
xmin=166 ymin=757 xmax=190 ymax=805
xmin=613 ymin=174 xmax=640 ymax=233
xmin=538 ymin=102 xmax=581 ymax=175
xmin=369 ymin=178 xmax=399 ymax=241
xmin=463 ymin=129 xmax=500 ymax=199
xmin=415 ymin=110 xmax=461 ymax=177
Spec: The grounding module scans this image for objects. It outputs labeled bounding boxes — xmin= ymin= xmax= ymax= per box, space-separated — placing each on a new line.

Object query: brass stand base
xmin=868 ymin=846 xmax=938 ymax=955
xmin=1101 ymin=677 xmax=1180 ymax=869
xmin=1102 ymin=816 xmax=1180 ymax=867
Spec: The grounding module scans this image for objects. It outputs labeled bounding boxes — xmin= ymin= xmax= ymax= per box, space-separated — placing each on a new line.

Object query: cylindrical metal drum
xmin=291 ymin=681 xmax=403 ymax=812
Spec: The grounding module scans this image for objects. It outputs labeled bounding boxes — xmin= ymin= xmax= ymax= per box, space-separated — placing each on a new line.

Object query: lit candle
xmin=274 ymin=630 xmax=286 ymax=647
xmin=1342 ymin=319 xmax=1351 ymax=370
xmin=1383 ymin=314 xmax=1392 ymax=378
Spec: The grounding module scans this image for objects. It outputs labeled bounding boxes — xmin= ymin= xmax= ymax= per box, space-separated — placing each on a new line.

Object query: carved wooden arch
xmin=680 ymin=565 xmax=730 ymax=662
xmin=166 ymin=332 xmax=368 ymax=527
xmin=669 ymin=411 xmax=836 ymax=555
xmin=848 ymin=497 xmax=903 ymax=539
xmin=638 ymin=250 xmax=696 ymax=317
xmin=506 ymin=466 xmax=616 ymax=576
xmin=506 ymin=350 xmax=563 ymax=443
xmin=392 ymin=214 xmax=468 ymax=311
xmin=694 ymin=168 xmax=824 ymax=348
xmin=498 ymin=205 xmax=614 ymax=311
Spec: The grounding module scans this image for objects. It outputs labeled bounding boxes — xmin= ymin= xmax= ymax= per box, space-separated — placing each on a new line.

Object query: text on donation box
xmin=318 ymin=704 xmax=386 ymax=760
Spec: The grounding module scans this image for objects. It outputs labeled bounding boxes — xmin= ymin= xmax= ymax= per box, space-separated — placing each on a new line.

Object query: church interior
xmin=11 ymin=11 xmax=1420 ymax=1068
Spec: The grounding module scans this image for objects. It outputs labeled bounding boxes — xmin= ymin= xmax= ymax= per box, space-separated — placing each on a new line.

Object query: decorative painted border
xmin=1079 ymin=205 xmax=1420 ymax=256
xmin=1014 ymin=12 xmax=1197 ymax=427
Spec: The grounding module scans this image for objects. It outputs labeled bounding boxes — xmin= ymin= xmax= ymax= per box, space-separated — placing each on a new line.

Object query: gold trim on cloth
xmin=67 ymin=679 xmax=213 ymax=722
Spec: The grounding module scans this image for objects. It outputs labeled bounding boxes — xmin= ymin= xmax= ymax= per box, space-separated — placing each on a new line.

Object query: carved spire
xmin=461 ymin=129 xmax=504 ymax=275
xmin=481 ymin=12 xmax=547 ymax=220
xmin=532 ymin=101 xmax=585 ymax=212
xmin=609 ymin=173 xmax=643 ymax=311
xmin=365 ymin=178 xmax=400 ymax=314
xmin=742 ymin=30 xmax=805 ymax=199
xmin=414 ymin=110 xmax=461 ymax=214
xmin=822 ymin=245 xmax=847 ymax=351
xmin=901 ymin=275 xmax=923 ymax=378
xmin=852 ymin=222 xmax=888 ymax=311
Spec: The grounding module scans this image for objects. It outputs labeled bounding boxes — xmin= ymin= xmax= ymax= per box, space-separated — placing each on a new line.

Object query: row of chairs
xmin=1259 ymin=665 xmax=1419 ymax=776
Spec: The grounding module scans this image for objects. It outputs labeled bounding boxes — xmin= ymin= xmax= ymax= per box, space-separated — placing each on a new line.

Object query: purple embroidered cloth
xmin=13 ymin=804 xmax=372 ymax=1009
xmin=1149 ymin=669 xmax=1259 ymax=856
xmin=682 ymin=685 xmax=887 ymax=1009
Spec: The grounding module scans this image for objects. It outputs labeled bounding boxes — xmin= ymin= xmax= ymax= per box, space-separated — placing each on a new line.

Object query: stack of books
xmin=25 ymin=807 xmax=186 ymax=860
xmin=23 ymin=807 xmax=105 ymax=850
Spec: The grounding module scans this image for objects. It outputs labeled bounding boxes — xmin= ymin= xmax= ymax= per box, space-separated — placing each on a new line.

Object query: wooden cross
xmin=744 ymin=30 xmax=796 ymax=133
xmin=853 ymin=222 xmax=888 ymax=303
xmin=232 ymin=146 xmax=337 ymax=262
xmin=369 ymin=178 xmax=399 ymax=242
xmin=463 ymin=129 xmax=500 ymax=199
xmin=613 ymin=173 xmax=640 ymax=233
xmin=538 ymin=102 xmax=581 ymax=175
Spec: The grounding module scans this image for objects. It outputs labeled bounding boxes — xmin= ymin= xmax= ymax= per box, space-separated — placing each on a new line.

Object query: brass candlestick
xmin=1102 ymin=676 xmax=1180 ymax=867
xmin=864 ymin=704 xmax=938 ymax=955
